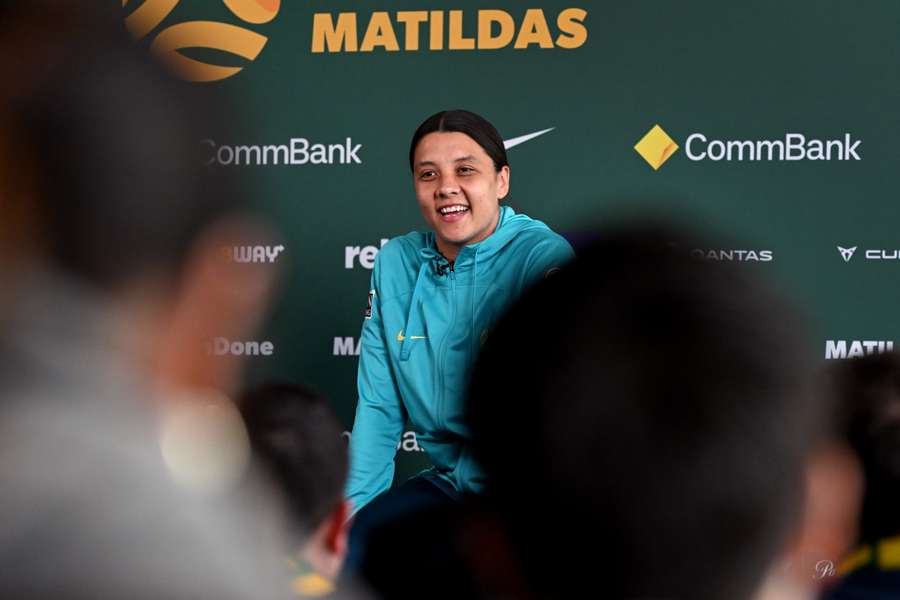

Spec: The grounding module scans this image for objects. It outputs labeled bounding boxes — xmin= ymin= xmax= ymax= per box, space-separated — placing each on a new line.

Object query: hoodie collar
xmin=423 ymin=205 xmax=519 ymax=270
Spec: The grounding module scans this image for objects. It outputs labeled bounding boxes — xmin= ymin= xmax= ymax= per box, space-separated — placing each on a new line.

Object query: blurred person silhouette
xmin=239 ymin=383 xmax=354 ymax=597
xmin=758 ymin=360 xmax=865 ymax=598
xmin=819 ymin=352 xmax=900 ymax=600
xmin=361 ymin=226 xmax=828 ymax=599
xmin=0 ymin=3 xmax=290 ymax=598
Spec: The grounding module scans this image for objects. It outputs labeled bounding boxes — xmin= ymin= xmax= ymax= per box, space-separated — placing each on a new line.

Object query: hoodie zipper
xmin=436 ymin=263 xmax=455 ymax=432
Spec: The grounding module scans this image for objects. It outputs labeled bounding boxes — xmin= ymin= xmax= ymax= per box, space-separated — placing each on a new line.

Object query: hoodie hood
xmin=422 ymin=205 xmax=541 ymax=266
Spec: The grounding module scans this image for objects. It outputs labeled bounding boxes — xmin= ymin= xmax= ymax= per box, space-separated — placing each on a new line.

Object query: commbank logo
xmin=837 ymin=246 xmax=857 ymax=262
xmin=634 ymin=125 xmax=679 ymax=171
xmin=123 ymin=0 xmax=280 ymax=82
xmin=203 ymin=138 xmax=363 ymax=166
xmin=202 ymin=126 xmax=548 ymax=169
xmin=635 ymin=124 xmax=862 ymax=170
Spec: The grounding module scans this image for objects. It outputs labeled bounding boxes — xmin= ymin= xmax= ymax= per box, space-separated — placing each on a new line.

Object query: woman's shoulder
xmin=500 ymin=209 xmax=572 ymax=253
xmin=381 ymin=231 xmax=433 ymax=256
xmin=377 ymin=230 xmax=430 ymax=263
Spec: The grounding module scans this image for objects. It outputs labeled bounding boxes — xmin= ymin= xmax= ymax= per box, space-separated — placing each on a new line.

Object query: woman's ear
xmin=496 ymin=165 xmax=510 ymax=200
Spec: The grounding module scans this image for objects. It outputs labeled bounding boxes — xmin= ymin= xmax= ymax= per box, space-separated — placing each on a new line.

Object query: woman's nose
xmin=438 ymin=174 xmax=460 ymax=198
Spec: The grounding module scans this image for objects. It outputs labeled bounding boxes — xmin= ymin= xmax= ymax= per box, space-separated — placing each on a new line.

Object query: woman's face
xmin=412 ymin=131 xmax=509 ymax=261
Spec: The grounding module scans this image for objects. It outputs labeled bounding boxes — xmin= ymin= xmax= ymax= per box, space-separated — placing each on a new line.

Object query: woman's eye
xmin=419 ymin=170 xmax=436 ymax=179
xmin=458 ymin=166 xmax=474 ymax=174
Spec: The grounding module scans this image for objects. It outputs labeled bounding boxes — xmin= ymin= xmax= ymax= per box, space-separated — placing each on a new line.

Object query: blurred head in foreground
xmin=818 ymin=352 xmax=900 ymax=599
xmin=466 ymin=226 xmax=823 ymax=600
xmin=830 ymin=351 xmax=900 ymax=545
xmin=0 ymin=3 xmax=285 ymax=598
xmin=240 ymin=383 xmax=352 ymax=585
xmin=0 ymin=1 xmax=275 ymax=396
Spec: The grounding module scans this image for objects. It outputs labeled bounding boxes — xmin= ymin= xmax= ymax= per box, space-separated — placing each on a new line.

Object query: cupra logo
xmin=122 ymin=0 xmax=280 ymax=82
xmin=837 ymin=246 xmax=857 ymax=262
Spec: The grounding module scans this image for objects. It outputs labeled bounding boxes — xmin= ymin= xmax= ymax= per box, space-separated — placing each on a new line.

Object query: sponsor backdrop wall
xmin=124 ymin=0 xmax=900 ymax=483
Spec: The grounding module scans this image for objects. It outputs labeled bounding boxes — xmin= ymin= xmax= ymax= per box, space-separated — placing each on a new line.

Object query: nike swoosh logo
xmin=503 ymin=127 xmax=555 ymax=150
xmin=396 ymin=330 xmax=427 ymax=342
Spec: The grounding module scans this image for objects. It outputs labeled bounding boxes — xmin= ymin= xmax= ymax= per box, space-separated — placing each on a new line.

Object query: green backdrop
xmin=124 ymin=0 xmax=900 ymax=483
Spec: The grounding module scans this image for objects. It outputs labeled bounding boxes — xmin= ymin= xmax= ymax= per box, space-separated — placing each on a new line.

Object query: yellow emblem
xmin=122 ymin=0 xmax=280 ymax=82
xmin=634 ymin=124 xmax=679 ymax=171
xmin=396 ymin=330 xmax=427 ymax=342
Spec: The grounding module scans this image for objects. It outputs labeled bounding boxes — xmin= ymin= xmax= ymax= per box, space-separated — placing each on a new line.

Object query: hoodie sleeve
xmin=345 ymin=256 xmax=407 ymax=516
xmin=521 ymin=234 xmax=575 ymax=289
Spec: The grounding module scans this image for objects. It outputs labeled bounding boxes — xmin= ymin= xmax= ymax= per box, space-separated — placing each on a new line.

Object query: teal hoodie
xmin=346 ymin=206 xmax=574 ymax=513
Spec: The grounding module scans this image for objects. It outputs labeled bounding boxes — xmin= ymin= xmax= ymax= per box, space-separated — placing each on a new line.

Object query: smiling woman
xmin=412 ymin=128 xmax=508 ymax=261
xmin=342 ymin=109 xmax=574 ymax=578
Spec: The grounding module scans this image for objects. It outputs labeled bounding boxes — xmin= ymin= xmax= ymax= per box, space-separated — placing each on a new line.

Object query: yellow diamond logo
xmin=634 ymin=124 xmax=679 ymax=171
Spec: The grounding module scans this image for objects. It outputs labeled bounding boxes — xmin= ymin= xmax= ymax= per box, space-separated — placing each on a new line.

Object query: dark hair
xmin=2 ymin=2 xmax=244 ymax=290
xmin=239 ymin=383 xmax=349 ymax=536
xmin=466 ymin=226 xmax=821 ymax=600
xmin=829 ymin=352 xmax=900 ymax=543
xmin=408 ymin=109 xmax=509 ymax=172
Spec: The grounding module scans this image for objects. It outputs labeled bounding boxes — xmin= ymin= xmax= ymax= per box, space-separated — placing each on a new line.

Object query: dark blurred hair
xmin=466 ymin=226 xmax=821 ymax=600
xmin=829 ymin=352 xmax=900 ymax=543
xmin=0 ymin=1 xmax=243 ymax=290
xmin=409 ymin=109 xmax=509 ymax=172
xmin=239 ymin=383 xmax=348 ymax=537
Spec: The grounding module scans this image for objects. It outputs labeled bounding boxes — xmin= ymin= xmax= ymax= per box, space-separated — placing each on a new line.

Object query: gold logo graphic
xmin=634 ymin=124 xmax=679 ymax=171
xmin=396 ymin=330 xmax=427 ymax=343
xmin=123 ymin=0 xmax=280 ymax=82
